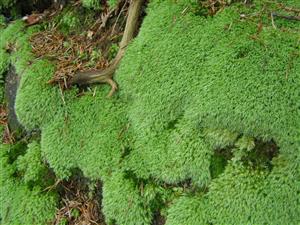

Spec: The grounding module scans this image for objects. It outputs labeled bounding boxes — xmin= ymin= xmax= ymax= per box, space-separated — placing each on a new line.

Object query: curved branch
xmin=70 ymin=0 xmax=145 ymax=95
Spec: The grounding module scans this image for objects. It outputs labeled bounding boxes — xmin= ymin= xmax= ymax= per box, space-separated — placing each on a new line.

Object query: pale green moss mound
xmin=115 ymin=0 xmax=300 ymax=224
xmin=0 ymin=0 xmax=299 ymax=224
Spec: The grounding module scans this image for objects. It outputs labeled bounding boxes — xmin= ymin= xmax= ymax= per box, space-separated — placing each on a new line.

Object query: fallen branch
xmin=70 ymin=0 xmax=145 ymax=97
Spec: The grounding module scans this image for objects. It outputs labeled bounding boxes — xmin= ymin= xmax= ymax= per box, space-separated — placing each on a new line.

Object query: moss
xmin=40 ymin=89 xmax=128 ymax=179
xmin=1 ymin=0 xmax=300 ymax=224
xmin=167 ymin=160 xmax=300 ymax=225
xmin=16 ymin=141 xmax=52 ymax=186
xmin=108 ymin=43 xmax=119 ymax=61
xmin=0 ymin=144 xmax=57 ymax=225
xmin=81 ymin=0 xmax=102 ymax=10
xmin=1 ymin=21 xmax=127 ymax=182
xmin=57 ymin=10 xmax=82 ymax=34
xmin=107 ymin=0 xmax=118 ymax=8
xmin=102 ymin=171 xmax=152 ymax=225
xmin=47 ymin=6 xmax=97 ymax=35
xmin=0 ymin=50 xmax=9 ymax=76
xmin=116 ymin=0 xmax=300 ymax=178
xmin=0 ymin=0 xmax=16 ymax=10
xmin=114 ymin=0 xmax=300 ymax=223
xmin=205 ymin=161 xmax=299 ymax=224
xmin=15 ymin=59 xmax=68 ymax=130
xmin=165 ymin=195 xmax=208 ymax=225
xmin=0 ymin=20 xmax=24 ymax=49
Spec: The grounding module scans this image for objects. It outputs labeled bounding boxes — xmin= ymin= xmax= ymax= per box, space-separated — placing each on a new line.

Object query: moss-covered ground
xmin=0 ymin=0 xmax=300 ymax=224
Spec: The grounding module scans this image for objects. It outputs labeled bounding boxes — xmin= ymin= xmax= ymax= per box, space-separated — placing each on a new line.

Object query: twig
xmin=111 ymin=1 xmax=127 ymax=35
xmin=272 ymin=12 xmax=300 ymax=21
xmin=277 ymin=3 xmax=300 ymax=14
xmin=59 ymin=84 xmax=66 ymax=105
xmin=271 ymin=13 xmax=277 ymax=29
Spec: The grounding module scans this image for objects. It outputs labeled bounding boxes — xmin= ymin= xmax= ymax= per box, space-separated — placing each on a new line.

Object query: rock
xmin=4 ymin=66 xmax=24 ymax=136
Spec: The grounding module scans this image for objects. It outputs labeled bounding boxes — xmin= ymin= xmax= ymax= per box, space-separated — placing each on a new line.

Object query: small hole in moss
xmin=210 ymin=137 xmax=279 ymax=177
xmin=210 ymin=147 xmax=233 ymax=179
xmin=152 ymin=211 xmax=166 ymax=225
xmin=242 ymin=139 xmax=279 ymax=171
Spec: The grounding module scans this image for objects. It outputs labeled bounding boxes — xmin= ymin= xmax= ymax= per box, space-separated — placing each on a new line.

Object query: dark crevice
xmin=4 ymin=66 xmax=24 ymax=138
xmin=210 ymin=137 xmax=279 ymax=179
xmin=3 ymin=66 xmax=41 ymax=142
xmin=151 ymin=211 xmax=166 ymax=225
xmin=210 ymin=147 xmax=233 ymax=179
xmin=242 ymin=139 xmax=279 ymax=171
xmin=54 ymin=169 xmax=106 ymax=225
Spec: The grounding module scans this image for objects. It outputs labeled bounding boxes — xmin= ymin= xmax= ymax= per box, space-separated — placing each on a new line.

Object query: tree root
xmin=69 ymin=0 xmax=145 ymax=97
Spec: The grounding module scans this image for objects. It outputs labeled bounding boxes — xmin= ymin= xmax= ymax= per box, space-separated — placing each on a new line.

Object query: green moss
xmin=205 ymin=161 xmax=299 ymax=224
xmin=15 ymin=59 xmax=68 ymax=130
xmin=116 ymin=0 xmax=300 ymax=179
xmin=0 ymin=0 xmax=16 ymax=10
xmin=108 ymin=43 xmax=119 ymax=61
xmin=0 ymin=144 xmax=57 ymax=225
xmin=2 ymin=0 xmax=300 ymax=224
xmin=16 ymin=141 xmax=52 ymax=186
xmin=0 ymin=20 xmax=24 ymax=49
xmin=1 ymin=22 xmax=127 ymax=181
xmin=81 ymin=0 xmax=102 ymax=10
xmin=0 ymin=50 xmax=9 ymax=76
xmin=102 ymin=171 xmax=152 ymax=225
xmin=166 ymin=195 xmax=208 ymax=225
xmin=58 ymin=10 xmax=82 ymax=34
xmin=167 ymin=160 xmax=300 ymax=225
xmin=114 ymin=0 xmax=300 ymax=223
xmin=107 ymin=0 xmax=118 ymax=8
xmin=40 ymin=89 xmax=128 ymax=179
xmin=48 ymin=6 xmax=96 ymax=35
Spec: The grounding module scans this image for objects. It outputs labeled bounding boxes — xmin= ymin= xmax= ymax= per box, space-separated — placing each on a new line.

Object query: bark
xmin=70 ymin=0 xmax=145 ymax=97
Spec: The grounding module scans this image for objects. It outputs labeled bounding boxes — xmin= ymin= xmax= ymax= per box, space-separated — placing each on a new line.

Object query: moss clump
xmin=16 ymin=141 xmax=52 ymax=186
xmin=0 ymin=143 xmax=57 ymax=225
xmin=167 ymin=160 xmax=299 ymax=225
xmin=0 ymin=21 xmax=128 ymax=181
xmin=114 ymin=0 xmax=300 ymax=223
xmin=102 ymin=172 xmax=152 ymax=225
xmin=2 ymin=0 xmax=300 ymax=224
xmin=40 ymin=89 xmax=128 ymax=179
xmin=81 ymin=0 xmax=118 ymax=10
xmin=0 ymin=0 xmax=16 ymax=11
xmin=81 ymin=0 xmax=102 ymax=10
xmin=107 ymin=0 xmax=118 ymax=8
xmin=117 ymin=0 xmax=300 ymax=179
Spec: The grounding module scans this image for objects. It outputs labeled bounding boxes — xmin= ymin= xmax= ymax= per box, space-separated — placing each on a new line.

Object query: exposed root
xmin=106 ymin=78 xmax=118 ymax=97
xmin=69 ymin=0 xmax=145 ymax=97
